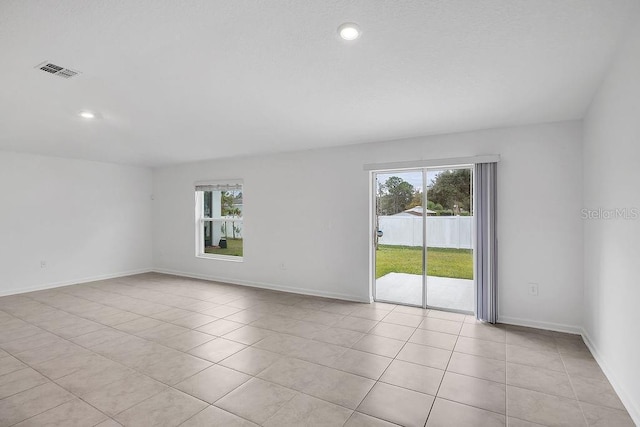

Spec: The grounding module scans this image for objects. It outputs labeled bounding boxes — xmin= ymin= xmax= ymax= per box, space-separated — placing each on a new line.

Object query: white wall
xmin=153 ymin=121 xmax=584 ymax=330
xmin=0 ymin=151 xmax=153 ymax=295
xmin=582 ymin=16 xmax=640 ymax=423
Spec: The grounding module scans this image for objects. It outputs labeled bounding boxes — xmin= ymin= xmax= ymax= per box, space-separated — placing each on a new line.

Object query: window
xmin=195 ymin=180 xmax=243 ymax=260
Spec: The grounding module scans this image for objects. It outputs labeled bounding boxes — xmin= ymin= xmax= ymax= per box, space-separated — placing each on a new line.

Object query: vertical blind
xmin=474 ymin=162 xmax=498 ymax=323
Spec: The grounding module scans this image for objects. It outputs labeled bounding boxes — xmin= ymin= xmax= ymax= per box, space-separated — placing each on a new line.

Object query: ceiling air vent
xmin=35 ymin=62 xmax=80 ymax=79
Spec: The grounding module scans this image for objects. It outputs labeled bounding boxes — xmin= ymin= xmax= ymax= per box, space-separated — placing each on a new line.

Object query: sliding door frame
xmin=370 ymin=164 xmax=474 ymax=313
xmin=371 ymin=168 xmax=426 ymax=308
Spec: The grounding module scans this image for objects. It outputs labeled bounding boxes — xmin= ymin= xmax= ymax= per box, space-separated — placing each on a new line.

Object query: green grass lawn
xmin=205 ymin=238 xmax=243 ymax=257
xmin=376 ymin=245 xmax=473 ymax=279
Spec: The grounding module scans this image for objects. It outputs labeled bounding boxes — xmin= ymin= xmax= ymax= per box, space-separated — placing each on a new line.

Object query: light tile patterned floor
xmin=0 ymin=273 xmax=634 ymax=427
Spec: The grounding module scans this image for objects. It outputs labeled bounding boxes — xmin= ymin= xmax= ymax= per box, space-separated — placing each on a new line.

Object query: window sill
xmin=196 ymin=253 xmax=244 ymax=262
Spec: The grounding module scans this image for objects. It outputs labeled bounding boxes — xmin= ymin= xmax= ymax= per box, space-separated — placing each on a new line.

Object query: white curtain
xmin=474 ymin=162 xmax=498 ymax=323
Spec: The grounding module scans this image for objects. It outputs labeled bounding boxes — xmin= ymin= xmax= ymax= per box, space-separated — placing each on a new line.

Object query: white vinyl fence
xmin=378 ymin=216 xmax=473 ymax=249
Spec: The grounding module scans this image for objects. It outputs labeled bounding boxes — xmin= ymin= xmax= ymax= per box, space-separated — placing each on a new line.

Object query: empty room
xmin=1 ymin=1 xmax=639 ymax=426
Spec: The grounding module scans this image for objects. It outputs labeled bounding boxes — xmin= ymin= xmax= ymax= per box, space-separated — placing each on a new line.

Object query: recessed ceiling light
xmin=338 ymin=23 xmax=360 ymax=41
xmin=79 ymin=111 xmax=95 ymax=119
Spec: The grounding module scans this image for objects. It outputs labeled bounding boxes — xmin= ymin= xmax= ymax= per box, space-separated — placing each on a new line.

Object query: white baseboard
xmin=153 ymin=268 xmax=370 ymax=304
xmin=581 ymin=329 xmax=640 ymax=426
xmin=0 ymin=268 xmax=153 ymax=297
xmin=498 ymin=315 xmax=582 ymax=335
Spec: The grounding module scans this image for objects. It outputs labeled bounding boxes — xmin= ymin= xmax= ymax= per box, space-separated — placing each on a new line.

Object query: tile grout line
xmin=4 ymin=358 xmax=119 ymax=427
xmin=5 ymin=339 xmax=174 ymax=426
xmin=3 ymin=276 xmax=628 ymax=426
xmin=0 ymin=313 xmax=558 ymax=423
xmin=346 ymin=317 xmax=414 ymax=425
xmin=559 ymin=344 xmax=592 ymax=427
xmin=2 ymin=297 xmax=222 ymax=423
xmin=6 ymin=399 xmax=89 ymax=427
xmin=4 ymin=285 xmax=398 ymax=426
xmin=202 ymin=314 xmax=392 ymax=425
xmin=423 ymin=319 xmax=462 ymax=426
xmin=114 ymin=292 xmax=378 ymax=422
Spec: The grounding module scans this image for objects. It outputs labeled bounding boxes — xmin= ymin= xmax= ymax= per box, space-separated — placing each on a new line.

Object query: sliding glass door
xmin=373 ymin=166 xmax=474 ymax=313
xmin=373 ymin=170 xmax=425 ymax=306
xmin=424 ymin=167 xmax=474 ymax=312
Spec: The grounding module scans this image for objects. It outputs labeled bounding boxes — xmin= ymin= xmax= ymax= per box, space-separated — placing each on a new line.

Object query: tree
xmin=378 ymin=176 xmax=415 ymax=215
xmin=221 ymin=191 xmax=235 ymax=216
xmin=408 ymin=190 xmax=422 ymax=209
xmin=220 ymin=191 xmax=242 ymax=239
xmin=427 ymin=169 xmax=472 ymax=214
xmin=427 ymin=200 xmax=444 ymax=211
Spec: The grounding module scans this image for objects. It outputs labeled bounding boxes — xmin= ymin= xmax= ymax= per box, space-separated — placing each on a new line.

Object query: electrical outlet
xmin=528 ymin=283 xmax=539 ymax=296
xmin=40 ymin=260 xmax=47 ymax=268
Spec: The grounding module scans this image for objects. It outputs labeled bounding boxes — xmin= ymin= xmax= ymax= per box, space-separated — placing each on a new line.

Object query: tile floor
xmin=0 ymin=273 xmax=634 ymax=427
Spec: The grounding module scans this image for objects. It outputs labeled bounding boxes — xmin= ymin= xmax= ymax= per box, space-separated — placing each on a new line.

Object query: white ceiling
xmin=0 ymin=1 xmax=638 ymax=166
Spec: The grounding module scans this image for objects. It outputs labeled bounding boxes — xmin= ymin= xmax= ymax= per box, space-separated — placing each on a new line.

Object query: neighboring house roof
xmin=393 ymin=206 xmax=436 ymax=217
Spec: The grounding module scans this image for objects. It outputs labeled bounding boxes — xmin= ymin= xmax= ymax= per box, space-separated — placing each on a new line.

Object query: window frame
xmin=194 ymin=180 xmax=244 ymax=262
